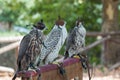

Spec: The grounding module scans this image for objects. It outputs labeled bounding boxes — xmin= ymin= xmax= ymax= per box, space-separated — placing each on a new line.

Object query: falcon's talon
xmin=72 ymin=54 xmax=81 ymax=59
xmin=52 ymin=61 xmax=65 ymax=75
xmin=52 ymin=61 xmax=62 ymax=67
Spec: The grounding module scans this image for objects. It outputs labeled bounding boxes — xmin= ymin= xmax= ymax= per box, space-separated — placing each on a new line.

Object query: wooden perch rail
xmin=0 ymin=31 xmax=119 ymax=55
xmin=0 ymin=31 xmax=120 ymax=43
xmin=86 ymin=31 xmax=120 ymax=37
xmin=0 ymin=41 xmax=20 ymax=54
xmin=0 ymin=36 xmax=23 ymax=43
xmin=16 ymin=58 xmax=83 ymax=80
xmin=77 ymin=36 xmax=111 ymax=54
xmin=0 ymin=66 xmax=14 ymax=73
xmin=0 ymin=66 xmax=14 ymax=77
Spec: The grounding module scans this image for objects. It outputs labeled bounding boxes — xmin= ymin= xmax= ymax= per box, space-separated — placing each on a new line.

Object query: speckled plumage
xmin=35 ymin=18 xmax=67 ymax=65
xmin=12 ymin=20 xmax=46 ymax=80
xmin=64 ymin=19 xmax=86 ymax=58
xmin=18 ymin=28 xmax=44 ymax=71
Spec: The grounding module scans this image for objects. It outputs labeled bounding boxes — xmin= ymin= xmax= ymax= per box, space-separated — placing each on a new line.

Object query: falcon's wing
xmin=40 ymin=27 xmax=62 ymax=60
xmin=66 ymin=27 xmax=77 ymax=50
xmin=37 ymin=30 xmax=45 ymax=43
xmin=17 ymin=34 xmax=32 ymax=64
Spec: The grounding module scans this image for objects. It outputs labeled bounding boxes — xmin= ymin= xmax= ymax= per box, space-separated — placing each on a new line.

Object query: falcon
xmin=35 ymin=16 xmax=67 ymax=65
xmin=12 ymin=19 xmax=46 ymax=80
xmin=64 ymin=18 xmax=86 ymax=59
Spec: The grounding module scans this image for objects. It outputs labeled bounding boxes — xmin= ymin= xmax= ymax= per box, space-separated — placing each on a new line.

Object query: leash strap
xmin=79 ymin=55 xmax=92 ymax=80
xmin=73 ymin=54 xmax=92 ymax=80
xmin=53 ymin=62 xmax=68 ymax=80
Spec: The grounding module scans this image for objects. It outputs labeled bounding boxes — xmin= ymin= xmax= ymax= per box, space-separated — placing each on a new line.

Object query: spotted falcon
xmin=64 ymin=18 xmax=86 ymax=59
xmin=35 ymin=16 xmax=67 ymax=65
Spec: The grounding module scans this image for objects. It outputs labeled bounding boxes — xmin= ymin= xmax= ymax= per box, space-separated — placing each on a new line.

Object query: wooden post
xmin=102 ymin=0 xmax=120 ymax=66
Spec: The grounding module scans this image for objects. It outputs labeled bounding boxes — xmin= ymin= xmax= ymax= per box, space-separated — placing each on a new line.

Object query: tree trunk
xmin=8 ymin=22 xmax=12 ymax=31
xmin=101 ymin=0 xmax=120 ymax=67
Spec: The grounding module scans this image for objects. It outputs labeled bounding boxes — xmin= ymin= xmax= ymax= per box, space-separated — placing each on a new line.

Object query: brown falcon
xmin=12 ymin=19 xmax=46 ymax=80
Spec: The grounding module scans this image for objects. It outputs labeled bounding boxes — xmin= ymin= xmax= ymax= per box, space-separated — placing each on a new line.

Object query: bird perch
xmin=0 ymin=36 xmax=23 ymax=43
xmin=0 ymin=41 xmax=20 ymax=54
xmin=86 ymin=31 xmax=120 ymax=37
xmin=16 ymin=58 xmax=83 ymax=80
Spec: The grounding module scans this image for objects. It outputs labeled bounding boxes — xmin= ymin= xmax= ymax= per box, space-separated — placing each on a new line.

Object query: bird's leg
xmin=52 ymin=61 xmax=66 ymax=75
xmin=51 ymin=56 xmax=66 ymax=75
xmin=76 ymin=54 xmax=87 ymax=69
xmin=28 ymin=62 xmax=39 ymax=71
xmin=28 ymin=63 xmax=41 ymax=80
xmin=52 ymin=61 xmax=68 ymax=80
xmin=30 ymin=62 xmax=37 ymax=69
xmin=27 ymin=63 xmax=40 ymax=80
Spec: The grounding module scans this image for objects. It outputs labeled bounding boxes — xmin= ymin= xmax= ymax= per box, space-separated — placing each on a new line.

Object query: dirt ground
xmin=0 ymin=66 xmax=120 ymax=80
xmin=83 ymin=66 xmax=120 ymax=80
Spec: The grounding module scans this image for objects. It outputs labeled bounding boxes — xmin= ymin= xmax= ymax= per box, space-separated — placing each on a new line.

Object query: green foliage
xmin=0 ymin=0 xmax=103 ymax=64
xmin=0 ymin=0 xmax=21 ymax=22
xmin=86 ymin=37 xmax=101 ymax=64
xmin=0 ymin=0 xmax=102 ymax=30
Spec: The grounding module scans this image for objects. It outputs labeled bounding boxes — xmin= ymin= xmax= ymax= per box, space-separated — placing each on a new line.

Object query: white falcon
xmin=35 ymin=17 xmax=67 ymax=65
xmin=64 ymin=18 xmax=86 ymax=59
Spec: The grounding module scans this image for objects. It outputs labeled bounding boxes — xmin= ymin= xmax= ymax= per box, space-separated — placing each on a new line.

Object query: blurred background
xmin=0 ymin=0 xmax=120 ymax=80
